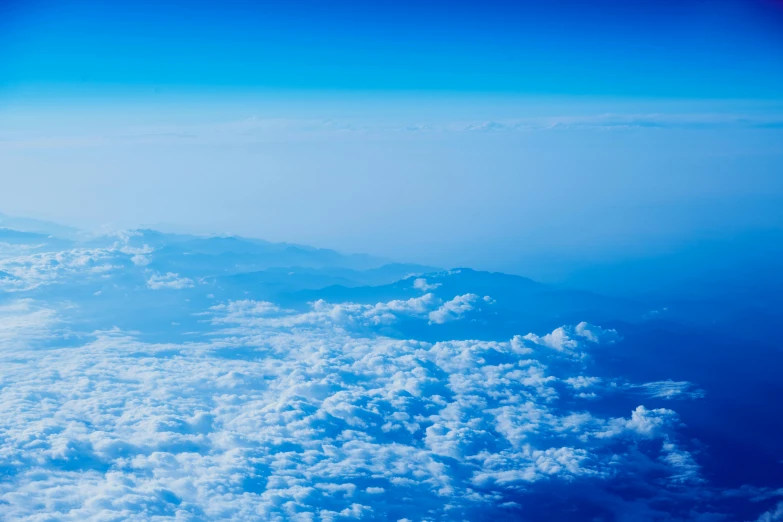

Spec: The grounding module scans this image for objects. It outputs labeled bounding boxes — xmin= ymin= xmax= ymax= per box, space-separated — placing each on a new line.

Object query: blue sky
xmin=3 ymin=0 xmax=783 ymax=96
xmin=1 ymin=0 xmax=783 ymax=282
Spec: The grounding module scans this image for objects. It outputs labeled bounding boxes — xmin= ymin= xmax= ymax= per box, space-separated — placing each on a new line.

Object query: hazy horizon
xmin=3 ymin=94 xmax=783 ymax=283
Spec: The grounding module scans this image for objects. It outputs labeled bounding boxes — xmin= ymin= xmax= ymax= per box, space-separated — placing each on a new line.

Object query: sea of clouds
xmin=0 ymin=236 xmax=780 ymax=521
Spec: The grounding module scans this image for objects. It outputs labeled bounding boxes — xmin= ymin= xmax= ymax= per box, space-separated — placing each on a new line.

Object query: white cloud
xmin=413 ymin=277 xmax=440 ymax=292
xmin=565 ymin=376 xmax=601 ymax=389
xmin=0 ymin=248 xmax=120 ymax=291
xmin=130 ymin=254 xmax=151 ymax=266
xmin=428 ymin=293 xmax=485 ymax=324
xmin=471 ymin=446 xmax=602 ymax=486
xmin=304 ymin=293 xmax=441 ymax=327
xmin=632 ymin=380 xmax=706 ymax=400
xmin=0 ymin=295 xmax=705 ymax=520
xmin=624 ymin=405 xmax=678 ymax=438
xmin=523 ymin=322 xmax=618 ymax=356
xmin=661 ymin=440 xmax=703 ymax=485
xmin=212 ymin=292 xmax=488 ymax=331
xmin=0 ymin=237 xmax=156 ymax=292
xmin=0 ymin=300 xmax=59 ymax=349
xmin=146 ymin=272 xmax=195 ymax=290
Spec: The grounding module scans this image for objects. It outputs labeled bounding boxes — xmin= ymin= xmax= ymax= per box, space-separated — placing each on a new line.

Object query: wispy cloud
xmin=146 ymin=271 xmax=195 ymax=290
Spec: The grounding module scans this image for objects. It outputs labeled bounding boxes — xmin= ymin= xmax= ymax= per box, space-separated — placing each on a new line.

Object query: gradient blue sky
xmin=3 ymin=0 xmax=783 ymax=96
xmin=1 ymin=0 xmax=783 ymax=281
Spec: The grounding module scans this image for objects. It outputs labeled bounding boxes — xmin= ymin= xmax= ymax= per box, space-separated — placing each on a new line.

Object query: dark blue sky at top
xmin=2 ymin=0 xmax=783 ymax=97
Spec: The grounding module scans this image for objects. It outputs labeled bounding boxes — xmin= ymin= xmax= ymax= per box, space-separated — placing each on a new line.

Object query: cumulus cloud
xmin=212 ymin=292 xmax=489 ymax=331
xmin=413 ymin=277 xmax=441 ymax=292
xmin=523 ymin=322 xmax=618 ymax=357
xmin=0 ymin=248 xmax=120 ymax=291
xmin=428 ymin=293 xmax=485 ymax=324
xmin=0 ymin=235 xmax=157 ymax=292
xmin=0 ymin=293 xmax=704 ymax=521
xmin=0 ymin=235 xmax=728 ymax=520
xmin=307 ymin=293 xmax=441 ymax=326
xmin=623 ymin=405 xmax=678 ymax=438
xmin=130 ymin=253 xmax=151 ymax=266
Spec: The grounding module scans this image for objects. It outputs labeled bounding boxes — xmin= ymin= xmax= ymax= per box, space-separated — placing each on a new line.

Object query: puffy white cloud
xmin=0 ymin=248 xmax=121 ymax=291
xmin=523 ymin=322 xmax=618 ymax=357
xmin=212 ymin=292 xmax=488 ymax=331
xmin=0 ymin=236 xmax=157 ymax=292
xmin=130 ymin=254 xmax=151 ymax=266
xmin=210 ymin=299 xmax=283 ymax=321
xmin=624 ymin=405 xmax=678 ymax=438
xmin=428 ymin=293 xmax=487 ymax=324
xmin=0 ymin=294 xmax=704 ymax=520
xmin=471 ymin=445 xmax=603 ymax=486
xmin=412 ymin=277 xmax=440 ymax=292
xmin=299 ymin=293 xmax=441 ymax=327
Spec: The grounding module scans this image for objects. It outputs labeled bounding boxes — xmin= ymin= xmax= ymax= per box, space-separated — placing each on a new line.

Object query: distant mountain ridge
xmin=0 ymin=211 xmax=412 ymax=271
xmin=0 ymin=213 xmax=88 ymax=242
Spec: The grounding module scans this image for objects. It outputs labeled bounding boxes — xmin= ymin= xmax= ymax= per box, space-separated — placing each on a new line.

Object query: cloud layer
xmin=0 ymin=293 xmax=710 ymax=521
xmin=0 ymin=237 xmax=778 ymax=521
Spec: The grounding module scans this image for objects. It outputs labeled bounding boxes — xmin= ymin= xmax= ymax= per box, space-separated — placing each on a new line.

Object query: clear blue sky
xmin=3 ymin=0 xmax=783 ymax=96
xmin=1 ymin=0 xmax=782 ymax=280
